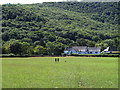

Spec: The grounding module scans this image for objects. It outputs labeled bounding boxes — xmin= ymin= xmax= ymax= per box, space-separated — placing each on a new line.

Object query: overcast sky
xmin=0 ymin=0 xmax=119 ymax=4
xmin=0 ymin=0 xmax=57 ymax=4
xmin=0 ymin=0 xmax=82 ymax=4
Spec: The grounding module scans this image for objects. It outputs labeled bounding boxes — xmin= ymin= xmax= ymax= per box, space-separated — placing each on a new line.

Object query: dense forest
xmin=1 ymin=2 xmax=120 ymax=56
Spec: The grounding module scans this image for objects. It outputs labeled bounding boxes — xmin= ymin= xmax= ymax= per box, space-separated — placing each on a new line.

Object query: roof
xmin=103 ymin=47 xmax=117 ymax=51
xmin=103 ymin=47 xmax=109 ymax=51
xmin=88 ymin=47 xmax=101 ymax=52
xmin=72 ymin=46 xmax=87 ymax=52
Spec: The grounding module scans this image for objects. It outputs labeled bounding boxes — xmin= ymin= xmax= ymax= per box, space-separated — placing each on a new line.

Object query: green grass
xmin=2 ymin=57 xmax=118 ymax=88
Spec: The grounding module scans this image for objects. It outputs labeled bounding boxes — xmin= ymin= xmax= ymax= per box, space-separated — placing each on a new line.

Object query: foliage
xmin=34 ymin=45 xmax=47 ymax=55
xmin=2 ymin=2 xmax=119 ymax=56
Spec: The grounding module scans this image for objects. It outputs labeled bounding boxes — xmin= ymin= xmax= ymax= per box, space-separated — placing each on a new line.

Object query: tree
xmin=76 ymin=38 xmax=87 ymax=46
xmin=103 ymin=39 xmax=114 ymax=47
xmin=48 ymin=34 xmax=56 ymax=42
xmin=69 ymin=42 xmax=78 ymax=47
xmin=10 ymin=41 xmax=23 ymax=55
xmin=86 ymin=40 xmax=95 ymax=47
xmin=2 ymin=2 xmax=118 ymax=56
xmin=53 ymin=42 xmax=65 ymax=55
xmin=95 ymin=42 xmax=108 ymax=51
xmin=34 ymin=45 xmax=46 ymax=55
xmin=21 ymin=38 xmax=32 ymax=44
xmin=3 ymin=41 xmax=11 ymax=54
xmin=21 ymin=42 xmax=30 ymax=55
xmin=9 ymin=40 xmax=30 ymax=55
xmin=2 ymin=46 xmax=7 ymax=54
xmin=92 ymin=36 xmax=100 ymax=42
xmin=46 ymin=42 xmax=55 ymax=55
xmin=34 ymin=39 xmax=45 ymax=47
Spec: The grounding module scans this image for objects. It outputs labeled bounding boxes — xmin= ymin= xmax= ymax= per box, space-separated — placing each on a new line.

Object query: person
xmin=55 ymin=58 xmax=56 ymax=62
xmin=58 ymin=58 xmax=59 ymax=62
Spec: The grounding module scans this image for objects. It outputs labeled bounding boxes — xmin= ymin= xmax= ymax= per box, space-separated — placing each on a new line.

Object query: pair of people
xmin=55 ymin=58 xmax=59 ymax=62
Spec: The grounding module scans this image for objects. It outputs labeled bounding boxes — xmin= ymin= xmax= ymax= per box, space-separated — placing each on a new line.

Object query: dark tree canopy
xmin=2 ymin=2 xmax=119 ymax=56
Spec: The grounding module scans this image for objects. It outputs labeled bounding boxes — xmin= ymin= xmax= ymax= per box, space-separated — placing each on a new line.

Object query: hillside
xmin=2 ymin=2 xmax=119 ymax=56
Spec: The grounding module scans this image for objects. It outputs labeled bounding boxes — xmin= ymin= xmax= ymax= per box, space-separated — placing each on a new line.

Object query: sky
xmin=0 ymin=0 xmax=82 ymax=4
xmin=0 ymin=0 xmax=58 ymax=4
xmin=0 ymin=0 xmax=119 ymax=4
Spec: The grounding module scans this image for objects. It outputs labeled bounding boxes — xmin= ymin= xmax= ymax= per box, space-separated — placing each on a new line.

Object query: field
xmin=2 ymin=57 xmax=118 ymax=88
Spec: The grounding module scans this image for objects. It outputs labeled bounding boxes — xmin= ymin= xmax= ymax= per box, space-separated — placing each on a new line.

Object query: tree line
xmin=2 ymin=2 xmax=120 ymax=56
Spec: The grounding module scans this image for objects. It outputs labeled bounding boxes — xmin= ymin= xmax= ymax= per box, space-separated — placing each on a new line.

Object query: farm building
xmin=88 ymin=47 xmax=101 ymax=54
xmin=64 ymin=46 xmax=101 ymax=55
xmin=102 ymin=47 xmax=119 ymax=54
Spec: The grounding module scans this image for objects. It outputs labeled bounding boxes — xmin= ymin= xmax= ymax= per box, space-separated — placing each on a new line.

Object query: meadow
xmin=2 ymin=57 xmax=118 ymax=88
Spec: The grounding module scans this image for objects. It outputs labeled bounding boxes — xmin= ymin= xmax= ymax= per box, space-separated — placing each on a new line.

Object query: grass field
xmin=2 ymin=57 xmax=118 ymax=88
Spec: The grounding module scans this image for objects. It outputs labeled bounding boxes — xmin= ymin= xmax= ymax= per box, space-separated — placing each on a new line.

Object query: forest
xmin=1 ymin=2 xmax=120 ymax=56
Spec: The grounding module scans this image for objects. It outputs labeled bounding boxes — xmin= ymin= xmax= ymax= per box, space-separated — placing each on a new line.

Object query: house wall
xmin=64 ymin=50 xmax=72 ymax=55
xmin=78 ymin=48 xmax=88 ymax=54
xmin=71 ymin=49 xmax=88 ymax=54
xmin=71 ymin=49 xmax=78 ymax=54
xmin=79 ymin=52 xmax=86 ymax=54
xmin=88 ymin=52 xmax=101 ymax=54
xmin=64 ymin=50 xmax=69 ymax=54
xmin=64 ymin=48 xmax=101 ymax=55
xmin=85 ymin=52 xmax=89 ymax=54
xmin=97 ymin=52 xmax=101 ymax=54
xmin=103 ymin=51 xmax=111 ymax=53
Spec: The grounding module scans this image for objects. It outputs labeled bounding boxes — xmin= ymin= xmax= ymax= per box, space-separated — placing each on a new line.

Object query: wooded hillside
xmin=2 ymin=2 xmax=119 ymax=56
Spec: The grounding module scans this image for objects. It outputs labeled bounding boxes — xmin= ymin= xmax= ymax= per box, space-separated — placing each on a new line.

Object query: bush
xmin=71 ymin=53 xmax=119 ymax=57
xmin=2 ymin=53 xmax=15 ymax=57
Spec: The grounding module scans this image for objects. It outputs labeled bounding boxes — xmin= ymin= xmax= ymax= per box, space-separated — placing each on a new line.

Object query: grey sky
xmin=1 ymin=0 xmax=119 ymax=4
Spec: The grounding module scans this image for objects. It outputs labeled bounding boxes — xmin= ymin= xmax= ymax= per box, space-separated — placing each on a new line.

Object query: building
xmin=64 ymin=46 xmax=101 ymax=55
xmin=66 ymin=0 xmax=78 ymax=2
xmin=88 ymin=47 xmax=101 ymax=54
xmin=102 ymin=47 xmax=119 ymax=54
xmin=71 ymin=46 xmax=88 ymax=54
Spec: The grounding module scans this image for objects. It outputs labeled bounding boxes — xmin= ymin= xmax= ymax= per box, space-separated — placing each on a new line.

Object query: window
xmin=90 ymin=52 xmax=92 ymax=54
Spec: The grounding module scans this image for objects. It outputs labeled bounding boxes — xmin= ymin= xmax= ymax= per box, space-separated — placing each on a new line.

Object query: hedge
xmin=70 ymin=54 xmax=119 ymax=57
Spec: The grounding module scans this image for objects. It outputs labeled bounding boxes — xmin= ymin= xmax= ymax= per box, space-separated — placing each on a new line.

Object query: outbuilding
xmin=102 ymin=47 xmax=119 ymax=54
xmin=64 ymin=46 xmax=101 ymax=55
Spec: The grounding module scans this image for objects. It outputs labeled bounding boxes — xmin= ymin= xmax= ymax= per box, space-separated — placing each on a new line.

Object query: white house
xmin=88 ymin=47 xmax=101 ymax=54
xmin=102 ymin=47 xmax=119 ymax=54
xmin=71 ymin=46 xmax=88 ymax=54
xmin=64 ymin=46 xmax=101 ymax=55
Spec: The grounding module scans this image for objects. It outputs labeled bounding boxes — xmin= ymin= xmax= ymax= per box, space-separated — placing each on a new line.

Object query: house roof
xmin=103 ymin=47 xmax=109 ymax=51
xmin=72 ymin=46 xmax=87 ymax=52
xmin=103 ymin=47 xmax=117 ymax=51
xmin=64 ymin=46 xmax=101 ymax=52
xmin=88 ymin=47 xmax=101 ymax=52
